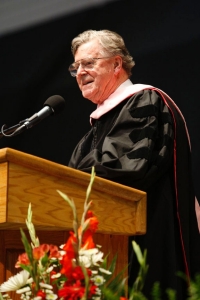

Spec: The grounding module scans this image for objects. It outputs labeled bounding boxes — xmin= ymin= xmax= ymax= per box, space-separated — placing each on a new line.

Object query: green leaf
xmin=101 ymin=254 xmax=127 ymax=297
xmin=41 ymin=253 xmax=49 ymax=266
xmin=187 ymin=274 xmax=200 ymax=300
xmin=0 ymin=293 xmax=4 ymax=300
xmin=20 ymin=228 xmax=33 ymax=263
xmin=85 ymin=166 xmax=95 ymax=203
xmin=132 ymin=240 xmax=143 ymax=265
xmin=101 ymin=287 xmax=121 ymax=300
xmin=19 ymin=264 xmax=32 ymax=273
xmin=25 ymin=203 xmax=40 ymax=248
xmin=150 ymin=282 xmax=162 ymax=300
xmin=57 ymin=190 xmax=75 ymax=212
xmin=165 ymin=288 xmax=177 ymax=300
xmin=129 ymin=242 xmax=149 ymax=295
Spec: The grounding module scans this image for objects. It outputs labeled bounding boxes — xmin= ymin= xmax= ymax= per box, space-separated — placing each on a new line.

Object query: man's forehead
xmin=75 ymin=40 xmax=102 ymax=57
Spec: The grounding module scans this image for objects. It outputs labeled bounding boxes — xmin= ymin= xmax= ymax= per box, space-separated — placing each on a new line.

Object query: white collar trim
xmin=90 ymin=79 xmax=153 ymax=120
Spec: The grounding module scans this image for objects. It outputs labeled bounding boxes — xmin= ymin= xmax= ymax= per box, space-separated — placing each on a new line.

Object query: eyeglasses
xmin=68 ymin=57 xmax=113 ymax=77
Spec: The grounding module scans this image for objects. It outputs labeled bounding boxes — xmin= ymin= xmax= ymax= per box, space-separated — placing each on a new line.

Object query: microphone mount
xmin=0 ymin=120 xmax=27 ymax=139
xmin=0 ymin=95 xmax=65 ymax=139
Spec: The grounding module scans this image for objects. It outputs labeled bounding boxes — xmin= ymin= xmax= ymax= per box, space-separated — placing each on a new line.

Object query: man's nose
xmin=76 ymin=64 xmax=87 ymax=76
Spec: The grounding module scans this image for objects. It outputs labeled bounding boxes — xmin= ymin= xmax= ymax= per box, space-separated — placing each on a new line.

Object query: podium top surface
xmin=0 ymin=147 xmax=146 ymax=202
xmin=0 ymin=148 xmax=146 ymax=235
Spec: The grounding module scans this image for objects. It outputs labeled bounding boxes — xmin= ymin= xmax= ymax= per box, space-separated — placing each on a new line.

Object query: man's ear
xmin=114 ymin=56 xmax=122 ymax=74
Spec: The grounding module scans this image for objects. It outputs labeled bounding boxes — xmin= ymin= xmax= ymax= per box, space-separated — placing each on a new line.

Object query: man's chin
xmin=82 ymin=90 xmax=94 ymax=101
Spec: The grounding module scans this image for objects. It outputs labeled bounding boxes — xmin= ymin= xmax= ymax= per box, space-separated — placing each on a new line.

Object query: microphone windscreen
xmin=44 ymin=95 xmax=65 ymax=115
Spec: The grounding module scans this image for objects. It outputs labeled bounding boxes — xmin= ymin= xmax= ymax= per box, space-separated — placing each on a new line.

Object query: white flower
xmin=46 ymin=266 xmax=54 ymax=273
xmin=51 ymin=273 xmax=61 ymax=279
xmin=95 ymin=287 xmax=101 ymax=295
xmin=45 ymin=290 xmax=53 ymax=294
xmin=79 ymin=248 xmax=99 ymax=256
xmin=92 ymin=275 xmax=105 ymax=286
xmin=49 ymin=257 xmax=58 ymax=261
xmin=79 ymin=248 xmax=104 ymax=268
xmin=1 ymin=294 xmax=11 ymax=299
xmin=26 ymin=291 xmax=32 ymax=296
xmin=46 ymin=294 xmax=58 ymax=300
xmin=99 ymin=268 xmax=112 ymax=275
xmin=16 ymin=286 xmax=31 ymax=294
xmin=39 ymin=283 xmax=53 ymax=290
xmin=0 ymin=270 xmax=30 ymax=292
xmin=27 ymin=278 xmax=33 ymax=284
xmin=79 ymin=255 xmax=90 ymax=268
xmin=57 ymin=245 xmax=66 ymax=259
xmin=91 ymin=251 xmax=104 ymax=266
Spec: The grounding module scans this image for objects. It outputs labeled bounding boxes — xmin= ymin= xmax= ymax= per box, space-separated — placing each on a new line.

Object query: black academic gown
xmin=69 ymin=89 xmax=200 ymax=299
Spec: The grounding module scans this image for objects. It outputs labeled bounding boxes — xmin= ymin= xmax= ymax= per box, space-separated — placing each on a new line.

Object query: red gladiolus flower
xmin=32 ymin=243 xmax=61 ymax=260
xmin=62 ymin=231 xmax=77 ymax=259
xmin=86 ymin=211 xmax=99 ymax=232
xmin=82 ymin=231 xmax=95 ymax=250
xmin=59 ymin=210 xmax=100 ymax=295
xmin=37 ymin=290 xmax=46 ymax=300
xmin=71 ymin=266 xmax=85 ymax=281
xmin=57 ymin=279 xmax=97 ymax=300
xmin=33 ymin=244 xmax=52 ymax=260
xmin=49 ymin=244 xmax=61 ymax=258
xmin=40 ymin=244 xmax=50 ymax=253
xmin=89 ymin=284 xmax=98 ymax=296
xmin=60 ymin=254 xmax=74 ymax=278
xmin=58 ymin=281 xmax=85 ymax=300
xmin=77 ymin=211 xmax=99 ymax=250
xmin=15 ymin=252 xmax=30 ymax=268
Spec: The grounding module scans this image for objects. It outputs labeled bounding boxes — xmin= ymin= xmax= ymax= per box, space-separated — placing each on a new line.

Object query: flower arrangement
xmin=0 ymin=168 xmax=130 ymax=300
xmin=0 ymin=167 xmax=200 ymax=300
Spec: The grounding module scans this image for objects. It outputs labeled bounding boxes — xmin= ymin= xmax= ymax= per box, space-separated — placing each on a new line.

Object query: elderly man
xmin=68 ymin=29 xmax=200 ymax=299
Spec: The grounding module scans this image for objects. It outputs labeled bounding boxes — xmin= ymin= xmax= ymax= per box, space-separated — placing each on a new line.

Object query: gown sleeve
xmin=68 ymin=89 xmax=174 ymax=191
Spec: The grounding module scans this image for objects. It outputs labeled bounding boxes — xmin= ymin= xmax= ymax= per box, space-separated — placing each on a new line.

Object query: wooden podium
xmin=0 ymin=147 xmax=146 ymax=294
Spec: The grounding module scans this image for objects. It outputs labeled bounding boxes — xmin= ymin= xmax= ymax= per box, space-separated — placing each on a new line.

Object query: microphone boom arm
xmin=0 ymin=120 xmax=27 ymax=139
xmin=0 ymin=95 xmax=65 ymax=139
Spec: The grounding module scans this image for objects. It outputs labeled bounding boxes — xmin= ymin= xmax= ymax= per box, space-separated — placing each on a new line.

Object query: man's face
xmin=74 ymin=39 xmax=118 ymax=105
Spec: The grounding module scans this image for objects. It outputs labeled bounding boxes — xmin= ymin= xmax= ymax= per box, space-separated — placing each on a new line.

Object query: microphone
xmin=0 ymin=95 xmax=65 ymax=138
xmin=23 ymin=95 xmax=65 ymax=129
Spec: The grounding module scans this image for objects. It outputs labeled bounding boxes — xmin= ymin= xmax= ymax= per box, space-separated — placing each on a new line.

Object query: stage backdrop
xmin=0 ymin=0 xmax=200 ymax=200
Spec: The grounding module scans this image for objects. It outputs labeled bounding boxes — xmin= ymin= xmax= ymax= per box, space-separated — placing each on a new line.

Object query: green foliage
xmin=97 ymin=241 xmax=200 ymax=300
xmin=150 ymin=282 xmax=162 ymax=300
xmin=0 ymin=293 xmax=4 ymax=300
xmin=130 ymin=241 xmax=149 ymax=294
xmin=20 ymin=228 xmax=40 ymax=294
xmin=187 ymin=274 xmax=200 ymax=300
xmin=165 ymin=288 xmax=177 ymax=300
xmin=25 ymin=203 xmax=40 ymax=248
xmin=99 ymin=254 xmax=127 ymax=298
